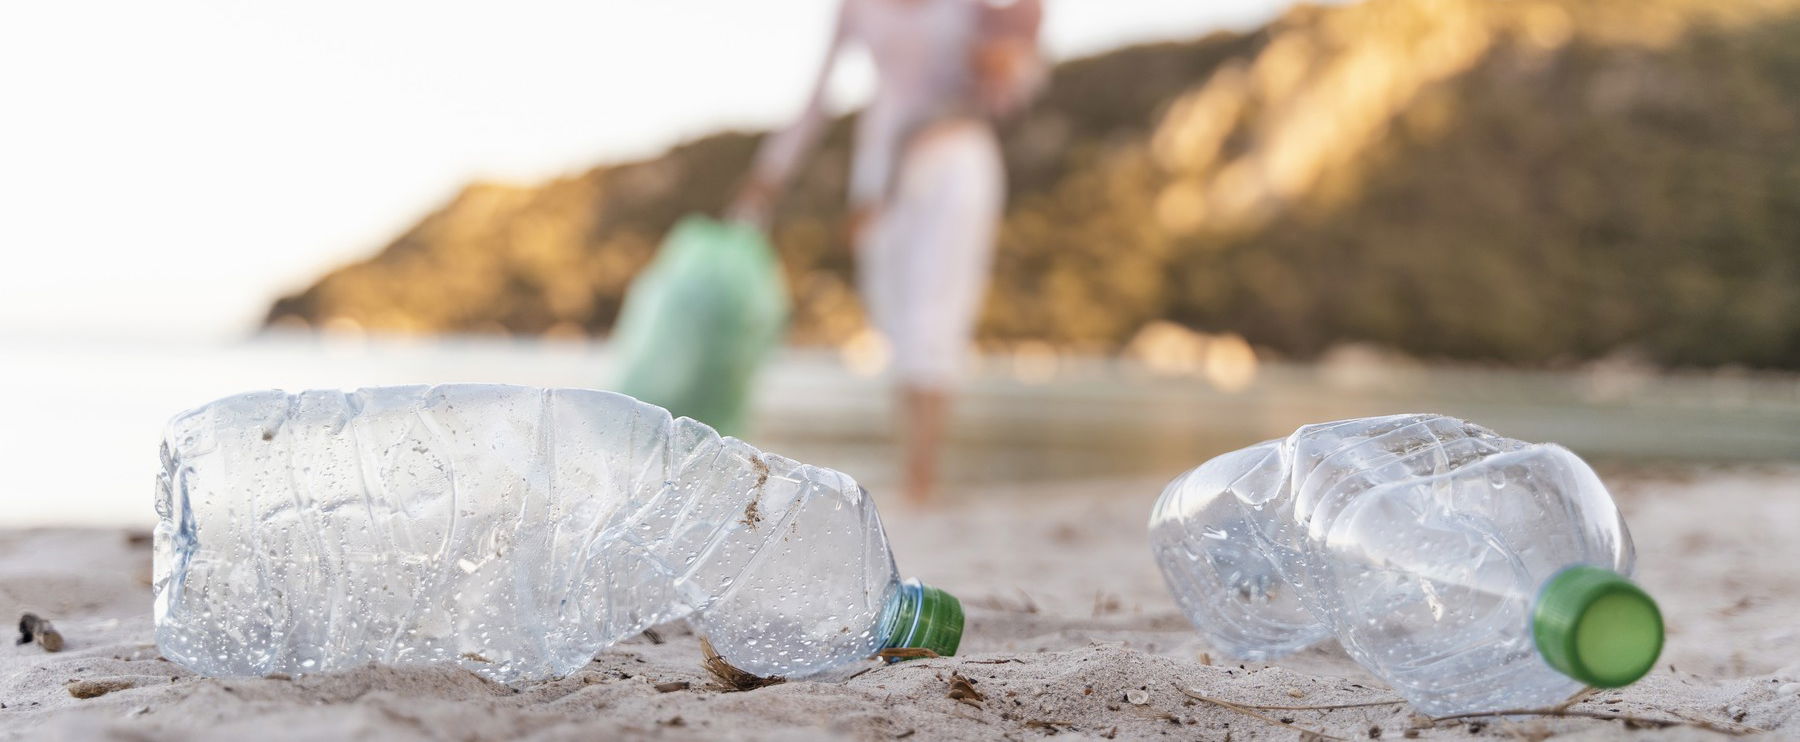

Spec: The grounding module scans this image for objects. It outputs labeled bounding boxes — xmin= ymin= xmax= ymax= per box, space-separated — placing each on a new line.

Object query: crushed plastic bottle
xmin=154 ymin=384 xmax=961 ymax=682
xmin=1150 ymin=414 xmax=1662 ymax=716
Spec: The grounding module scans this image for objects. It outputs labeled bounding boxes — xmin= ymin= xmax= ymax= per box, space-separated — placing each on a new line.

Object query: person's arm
xmin=730 ymin=2 xmax=852 ymax=227
xmin=840 ymin=93 xmax=902 ymax=243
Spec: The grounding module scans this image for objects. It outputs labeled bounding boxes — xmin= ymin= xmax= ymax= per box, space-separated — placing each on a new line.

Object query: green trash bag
xmin=610 ymin=215 xmax=790 ymax=436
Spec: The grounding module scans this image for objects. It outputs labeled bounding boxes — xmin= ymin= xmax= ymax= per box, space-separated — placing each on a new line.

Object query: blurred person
xmin=733 ymin=0 xmax=1043 ymax=506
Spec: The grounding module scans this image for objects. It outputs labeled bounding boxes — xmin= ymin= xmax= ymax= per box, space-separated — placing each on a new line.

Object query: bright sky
xmin=1 ymin=1 xmax=1290 ymax=342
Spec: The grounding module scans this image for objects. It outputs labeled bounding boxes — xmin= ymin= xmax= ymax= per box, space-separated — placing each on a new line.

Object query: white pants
xmin=858 ymin=119 xmax=1005 ymax=390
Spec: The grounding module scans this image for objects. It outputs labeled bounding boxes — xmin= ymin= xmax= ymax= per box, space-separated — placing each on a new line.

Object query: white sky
xmin=1 ymin=1 xmax=1290 ymax=342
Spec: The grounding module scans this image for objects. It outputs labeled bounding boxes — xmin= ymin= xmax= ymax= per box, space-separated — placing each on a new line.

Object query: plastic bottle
xmin=154 ymin=384 xmax=960 ymax=682
xmin=1149 ymin=414 xmax=1662 ymax=715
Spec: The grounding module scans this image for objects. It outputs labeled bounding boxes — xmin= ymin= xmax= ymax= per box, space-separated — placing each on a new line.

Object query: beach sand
xmin=3 ymin=466 xmax=1797 ymax=740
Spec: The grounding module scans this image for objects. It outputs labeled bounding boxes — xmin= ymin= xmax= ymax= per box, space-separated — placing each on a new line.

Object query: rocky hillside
xmin=269 ymin=0 xmax=1800 ymax=369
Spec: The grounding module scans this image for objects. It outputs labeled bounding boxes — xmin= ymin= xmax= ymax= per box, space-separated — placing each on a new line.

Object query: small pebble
xmin=17 ymin=613 xmax=64 ymax=653
xmin=67 ymin=679 xmax=135 ymax=699
xmin=1124 ymin=688 xmax=1149 ymax=705
xmin=1777 ymin=683 xmax=1799 ymax=697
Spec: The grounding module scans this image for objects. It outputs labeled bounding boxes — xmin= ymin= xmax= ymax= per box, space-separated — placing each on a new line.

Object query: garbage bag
xmin=611 ymin=215 xmax=789 ymax=435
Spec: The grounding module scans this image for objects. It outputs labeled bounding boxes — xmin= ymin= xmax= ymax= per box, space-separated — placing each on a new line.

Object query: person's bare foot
xmin=898 ymin=385 xmax=950 ymax=509
xmin=900 ymin=476 xmax=936 ymax=509
xmin=879 ymin=488 xmax=935 ymax=520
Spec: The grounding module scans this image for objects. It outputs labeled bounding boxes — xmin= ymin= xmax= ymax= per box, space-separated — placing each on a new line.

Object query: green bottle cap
xmin=1533 ymin=566 xmax=1663 ymax=688
xmin=883 ymin=580 xmax=964 ymax=660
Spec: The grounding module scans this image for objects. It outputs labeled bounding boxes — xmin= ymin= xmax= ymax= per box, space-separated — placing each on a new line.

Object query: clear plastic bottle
xmin=154 ymin=385 xmax=961 ymax=682
xmin=1150 ymin=414 xmax=1663 ymax=716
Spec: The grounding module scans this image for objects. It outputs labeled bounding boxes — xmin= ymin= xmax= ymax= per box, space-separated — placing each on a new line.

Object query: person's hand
xmin=972 ymin=39 xmax=1040 ymax=119
xmin=729 ymin=177 xmax=779 ymax=229
xmin=841 ymin=205 xmax=876 ymax=248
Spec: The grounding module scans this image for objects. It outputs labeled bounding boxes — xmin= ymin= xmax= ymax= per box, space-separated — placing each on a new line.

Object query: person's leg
xmin=899 ymin=383 xmax=951 ymax=506
xmin=874 ymin=119 xmax=1004 ymax=506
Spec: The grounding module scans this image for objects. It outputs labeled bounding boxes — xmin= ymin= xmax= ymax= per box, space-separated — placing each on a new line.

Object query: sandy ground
xmin=3 ymin=466 xmax=1798 ymax=740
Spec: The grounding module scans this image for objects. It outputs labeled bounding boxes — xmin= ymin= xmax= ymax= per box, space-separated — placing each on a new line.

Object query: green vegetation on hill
xmin=269 ymin=0 xmax=1800 ymax=369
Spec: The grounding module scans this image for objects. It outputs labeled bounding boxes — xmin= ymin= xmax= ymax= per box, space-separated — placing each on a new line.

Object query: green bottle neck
xmin=1532 ymin=565 xmax=1663 ymax=688
xmin=882 ymin=578 xmax=964 ymax=660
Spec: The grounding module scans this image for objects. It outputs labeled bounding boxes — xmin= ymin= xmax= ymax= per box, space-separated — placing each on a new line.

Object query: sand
xmin=3 ymin=467 xmax=1798 ymax=740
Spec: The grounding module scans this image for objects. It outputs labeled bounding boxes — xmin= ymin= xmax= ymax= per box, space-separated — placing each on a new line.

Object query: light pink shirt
xmin=751 ymin=0 xmax=985 ymax=209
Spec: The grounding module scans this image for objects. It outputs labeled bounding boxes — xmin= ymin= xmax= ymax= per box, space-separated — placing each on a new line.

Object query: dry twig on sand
xmin=1430 ymin=707 xmax=1762 ymax=736
xmin=875 ymin=648 xmax=941 ymax=661
xmin=699 ymin=637 xmax=785 ymax=691
xmin=1553 ymin=687 xmax=1598 ymax=711
xmin=1176 ymin=686 xmax=1346 ymax=741
xmin=1218 ymin=698 xmax=1407 ymax=711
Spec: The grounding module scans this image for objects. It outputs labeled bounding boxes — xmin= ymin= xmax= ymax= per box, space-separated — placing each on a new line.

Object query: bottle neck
xmin=879 ymin=578 xmax=964 ymax=659
xmin=882 ymin=579 xmax=928 ymax=650
xmin=1531 ymin=565 xmax=1662 ymax=688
